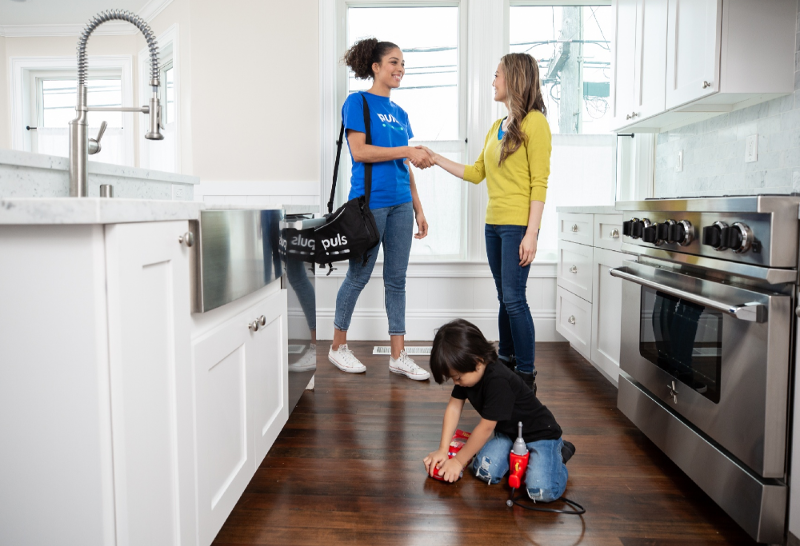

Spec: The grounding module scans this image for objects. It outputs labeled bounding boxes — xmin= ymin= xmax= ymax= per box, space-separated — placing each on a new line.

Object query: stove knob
xmin=642 ymin=225 xmax=658 ymax=243
xmin=631 ymin=218 xmax=651 ymax=239
xmin=622 ymin=218 xmax=637 ymax=237
xmin=702 ymin=221 xmax=729 ymax=250
xmin=659 ymin=220 xmax=675 ymax=243
xmin=669 ymin=220 xmax=694 ymax=246
xmin=728 ymin=222 xmax=753 ymax=253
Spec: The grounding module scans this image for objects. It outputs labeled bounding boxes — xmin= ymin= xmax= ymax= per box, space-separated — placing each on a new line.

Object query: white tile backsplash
xmin=654 ymin=0 xmax=800 ymax=198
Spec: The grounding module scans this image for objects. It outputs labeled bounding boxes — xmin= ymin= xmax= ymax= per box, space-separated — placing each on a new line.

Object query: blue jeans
xmin=485 ymin=224 xmax=536 ymax=373
xmin=472 ymin=432 xmax=568 ymax=502
xmin=334 ymin=201 xmax=413 ymax=336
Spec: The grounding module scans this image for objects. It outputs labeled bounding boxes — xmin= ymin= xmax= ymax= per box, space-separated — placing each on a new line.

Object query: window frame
xmin=10 ymin=55 xmax=135 ymax=166
xmin=34 ymin=71 xmax=123 ymax=130
xmin=328 ymin=0 xmax=470 ymax=262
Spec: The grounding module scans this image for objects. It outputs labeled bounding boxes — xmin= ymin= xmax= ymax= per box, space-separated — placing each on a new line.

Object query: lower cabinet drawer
xmin=557 ymin=240 xmax=593 ymax=302
xmin=556 ymin=286 xmax=592 ymax=360
xmin=594 ymin=214 xmax=623 ymax=252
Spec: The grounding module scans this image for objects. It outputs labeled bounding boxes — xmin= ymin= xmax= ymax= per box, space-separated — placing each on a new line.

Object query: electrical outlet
xmin=676 ymin=150 xmax=683 ymax=172
xmin=745 ymin=134 xmax=758 ymax=163
xmin=172 ymin=184 xmax=186 ymax=201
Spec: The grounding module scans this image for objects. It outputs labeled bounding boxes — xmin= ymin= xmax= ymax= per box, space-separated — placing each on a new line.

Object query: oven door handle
xmin=609 ymin=268 xmax=768 ymax=322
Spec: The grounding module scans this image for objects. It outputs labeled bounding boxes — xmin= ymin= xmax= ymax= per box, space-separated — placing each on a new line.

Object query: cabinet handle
xmin=569 ymin=265 xmax=578 ymax=274
xmin=610 ymin=228 xmax=620 ymax=239
xmin=702 ymin=81 xmax=712 ymax=89
xmin=259 ymin=315 xmax=266 ymax=326
xmin=571 ymin=224 xmax=579 ymax=232
xmin=178 ymin=232 xmax=194 ymax=247
xmin=568 ymin=315 xmax=576 ymax=325
xmin=249 ymin=320 xmax=260 ymax=332
xmin=631 ymin=112 xmax=638 ymax=118
xmin=626 ymin=114 xmax=632 ymax=120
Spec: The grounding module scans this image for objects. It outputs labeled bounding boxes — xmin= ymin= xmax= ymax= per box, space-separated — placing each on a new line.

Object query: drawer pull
xmin=571 ymin=224 xmax=579 ymax=233
xmin=610 ymin=229 xmax=620 ymax=239
xmin=259 ymin=315 xmax=266 ymax=326
xmin=178 ymin=232 xmax=194 ymax=247
xmin=702 ymin=80 xmax=712 ymax=89
xmin=249 ymin=320 xmax=260 ymax=332
xmin=568 ymin=315 xmax=576 ymax=325
xmin=569 ymin=265 xmax=578 ymax=274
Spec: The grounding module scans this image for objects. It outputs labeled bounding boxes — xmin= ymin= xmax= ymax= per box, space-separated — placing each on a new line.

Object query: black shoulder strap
xmin=327 ymin=122 xmax=345 ymax=214
xmin=327 ymin=92 xmax=373 ymax=213
xmin=361 ymin=93 xmax=373 ymax=207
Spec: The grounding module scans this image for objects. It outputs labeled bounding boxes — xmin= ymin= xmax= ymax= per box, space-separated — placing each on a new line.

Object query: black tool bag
xmin=314 ymin=93 xmax=380 ymax=274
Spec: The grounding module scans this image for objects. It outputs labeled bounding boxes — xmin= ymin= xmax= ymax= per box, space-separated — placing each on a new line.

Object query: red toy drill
xmin=506 ymin=421 xmax=529 ymax=507
xmin=431 ymin=429 xmax=471 ymax=481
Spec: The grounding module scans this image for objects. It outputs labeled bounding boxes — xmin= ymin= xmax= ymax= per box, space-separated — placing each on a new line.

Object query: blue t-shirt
xmin=342 ymin=91 xmax=413 ymax=209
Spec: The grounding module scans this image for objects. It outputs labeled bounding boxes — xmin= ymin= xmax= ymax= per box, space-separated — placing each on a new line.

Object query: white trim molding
xmin=0 ymin=0 xmax=173 ymax=37
xmin=10 ymin=55 xmax=135 ymax=167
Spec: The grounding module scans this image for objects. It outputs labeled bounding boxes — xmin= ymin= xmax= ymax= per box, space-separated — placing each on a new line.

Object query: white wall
xmin=316 ymin=262 xmax=560 ymax=343
xmin=0 ymin=36 xmax=8 ymax=150
xmin=189 ymin=0 xmax=319 ymax=185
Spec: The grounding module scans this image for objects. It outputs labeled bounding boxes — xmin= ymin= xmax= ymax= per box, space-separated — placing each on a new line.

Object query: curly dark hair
xmin=343 ymin=37 xmax=400 ymax=80
xmin=430 ymin=319 xmax=498 ymax=384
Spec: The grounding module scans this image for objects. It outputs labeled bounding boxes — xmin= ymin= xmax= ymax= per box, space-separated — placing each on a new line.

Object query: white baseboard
xmin=315 ymin=309 xmax=565 ymax=342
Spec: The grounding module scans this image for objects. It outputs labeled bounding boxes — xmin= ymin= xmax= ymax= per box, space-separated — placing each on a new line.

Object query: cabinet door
xmin=634 ymin=0 xmax=668 ymax=119
xmin=193 ymin=313 xmax=254 ymax=546
xmin=611 ymin=0 xmax=638 ymax=129
xmin=251 ymin=289 xmax=289 ymax=465
xmin=556 ymin=286 xmax=592 ymax=360
xmin=104 ymin=221 xmax=194 ymax=546
xmin=557 ymin=240 xmax=594 ymax=303
xmin=591 ymin=248 xmax=628 ymax=384
xmin=665 ymin=0 xmax=721 ymax=109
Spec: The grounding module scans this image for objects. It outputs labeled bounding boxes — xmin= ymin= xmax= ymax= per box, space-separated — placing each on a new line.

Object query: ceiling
xmin=0 ymin=0 xmax=167 ymax=35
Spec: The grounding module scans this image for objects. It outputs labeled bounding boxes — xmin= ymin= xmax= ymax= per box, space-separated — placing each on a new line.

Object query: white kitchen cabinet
xmin=104 ymin=221 xmax=196 ymax=546
xmin=665 ymin=0 xmax=720 ymax=109
xmin=193 ymin=288 xmax=288 ymax=546
xmin=557 ymin=239 xmax=594 ymax=303
xmin=591 ymin=248 xmax=627 ymax=384
xmin=613 ymin=0 xmax=796 ymax=132
xmin=556 ymin=210 xmax=627 ymax=385
xmin=0 ymin=218 xmax=289 ymax=546
xmin=612 ymin=0 xmax=668 ymax=128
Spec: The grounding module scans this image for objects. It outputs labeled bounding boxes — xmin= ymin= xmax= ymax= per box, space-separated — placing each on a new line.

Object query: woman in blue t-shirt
xmin=328 ymin=38 xmax=433 ymax=381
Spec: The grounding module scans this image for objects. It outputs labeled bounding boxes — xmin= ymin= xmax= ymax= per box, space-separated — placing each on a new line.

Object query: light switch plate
xmin=745 ymin=134 xmax=758 ymax=163
xmin=676 ymin=150 xmax=683 ymax=172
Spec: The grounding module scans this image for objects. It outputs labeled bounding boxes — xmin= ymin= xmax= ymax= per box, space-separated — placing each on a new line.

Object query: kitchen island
xmin=0 ymin=192 xmax=289 ymax=545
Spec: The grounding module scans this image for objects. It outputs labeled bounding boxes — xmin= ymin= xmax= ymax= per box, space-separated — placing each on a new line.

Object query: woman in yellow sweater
xmin=424 ymin=53 xmax=551 ymax=394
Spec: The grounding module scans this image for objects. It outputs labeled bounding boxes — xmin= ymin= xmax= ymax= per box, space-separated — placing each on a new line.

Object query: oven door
xmin=611 ymin=260 xmax=792 ymax=478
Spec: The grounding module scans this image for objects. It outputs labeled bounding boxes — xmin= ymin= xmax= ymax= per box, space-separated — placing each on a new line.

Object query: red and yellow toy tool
xmin=506 ymin=422 xmax=529 ymax=506
xmin=431 ymin=429 xmax=472 ymax=481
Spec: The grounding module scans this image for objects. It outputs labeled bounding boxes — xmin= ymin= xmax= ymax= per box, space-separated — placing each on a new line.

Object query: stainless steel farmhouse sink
xmin=189 ymin=208 xmax=285 ymax=313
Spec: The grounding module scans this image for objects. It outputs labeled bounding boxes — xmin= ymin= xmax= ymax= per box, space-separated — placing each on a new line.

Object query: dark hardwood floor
xmin=213 ymin=341 xmax=758 ymax=545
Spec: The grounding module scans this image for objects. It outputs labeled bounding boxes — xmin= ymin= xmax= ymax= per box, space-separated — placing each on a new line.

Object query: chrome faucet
xmin=69 ymin=10 xmax=164 ymax=197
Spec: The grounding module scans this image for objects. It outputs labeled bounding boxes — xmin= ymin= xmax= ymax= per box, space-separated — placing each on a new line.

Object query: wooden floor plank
xmin=212 ymin=341 xmax=758 ymax=545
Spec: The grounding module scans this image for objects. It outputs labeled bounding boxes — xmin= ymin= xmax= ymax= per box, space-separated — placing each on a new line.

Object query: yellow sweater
xmin=463 ymin=111 xmax=551 ymax=226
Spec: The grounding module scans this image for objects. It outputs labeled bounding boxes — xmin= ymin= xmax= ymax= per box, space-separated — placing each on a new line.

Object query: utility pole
xmin=558 ymin=7 xmax=582 ymax=133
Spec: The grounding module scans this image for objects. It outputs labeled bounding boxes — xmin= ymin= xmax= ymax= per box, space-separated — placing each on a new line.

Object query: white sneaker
xmin=289 ymin=344 xmax=317 ymax=372
xmin=389 ymin=350 xmax=431 ymax=381
xmin=328 ymin=344 xmax=366 ymax=374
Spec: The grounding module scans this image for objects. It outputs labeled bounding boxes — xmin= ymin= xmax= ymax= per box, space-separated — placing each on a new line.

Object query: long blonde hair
xmin=498 ymin=53 xmax=547 ymax=166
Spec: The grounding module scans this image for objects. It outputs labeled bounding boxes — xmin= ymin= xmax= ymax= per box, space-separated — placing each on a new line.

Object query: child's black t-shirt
xmin=451 ymin=360 xmax=561 ymax=443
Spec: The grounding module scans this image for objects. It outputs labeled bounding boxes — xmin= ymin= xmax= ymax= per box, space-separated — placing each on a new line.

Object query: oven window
xmin=639 ymin=287 xmax=722 ymax=403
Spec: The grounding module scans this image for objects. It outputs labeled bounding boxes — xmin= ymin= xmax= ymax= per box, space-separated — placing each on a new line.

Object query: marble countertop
xmin=556 ymin=205 xmax=621 ymax=214
xmin=0 ymin=198 xmax=206 ymax=225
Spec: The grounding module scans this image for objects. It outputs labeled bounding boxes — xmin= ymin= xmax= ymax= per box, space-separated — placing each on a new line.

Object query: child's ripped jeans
xmin=471 ymin=432 xmax=568 ymax=502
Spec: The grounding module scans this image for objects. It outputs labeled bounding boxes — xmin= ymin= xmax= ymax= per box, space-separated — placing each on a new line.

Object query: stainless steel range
xmin=612 ymin=196 xmax=800 ymax=544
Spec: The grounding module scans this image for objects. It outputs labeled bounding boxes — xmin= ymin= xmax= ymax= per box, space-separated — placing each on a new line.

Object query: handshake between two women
xmin=407 ymin=145 xmax=437 ymax=170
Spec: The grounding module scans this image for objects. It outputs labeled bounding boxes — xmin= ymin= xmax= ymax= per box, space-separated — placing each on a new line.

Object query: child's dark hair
xmin=430 ymin=319 xmax=498 ymax=384
xmin=343 ymin=38 xmax=400 ymax=80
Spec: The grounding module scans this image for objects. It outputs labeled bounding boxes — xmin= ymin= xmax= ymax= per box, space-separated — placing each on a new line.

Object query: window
xmin=29 ymin=72 xmax=128 ymax=166
xmin=509 ymin=5 xmax=614 ymax=135
xmin=161 ymin=61 xmax=175 ymax=125
xmin=343 ymin=4 xmax=466 ymax=259
xmin=509 ymin=3 xmax=616 ymax=255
